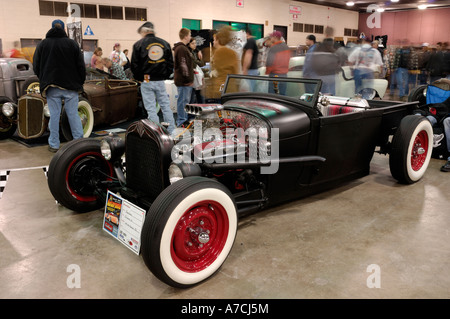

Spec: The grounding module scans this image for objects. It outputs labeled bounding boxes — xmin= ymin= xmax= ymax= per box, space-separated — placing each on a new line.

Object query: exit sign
xmin=237 ymin=0 xmax=244 ymax=7
xmin=289 ymin=5 xmax=302 ymax=15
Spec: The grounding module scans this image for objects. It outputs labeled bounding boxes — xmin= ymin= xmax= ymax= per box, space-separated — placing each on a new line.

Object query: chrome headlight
xmin=168 ymin=163 xmax=184 ymax=184
xmin=43 ymin=104 xmax=50 ymax=117
xmin=100 ymin=133 xmax=125 ymax=161
xmin=168 ymin=162 xmax=202 ymax=184
xmin=100 ymin=139 xmax=112 ymax=160
xmin=2 ymin=102 xmax=15 ymax=117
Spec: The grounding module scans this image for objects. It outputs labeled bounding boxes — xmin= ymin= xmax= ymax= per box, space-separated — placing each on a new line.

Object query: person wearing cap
xmin=265 ymin=31 xmax=291 ymax=95
xmin=130 ymin=21 xmax=175 ymax=134
xmin=33 ymin=19 xmax=86 ymax=153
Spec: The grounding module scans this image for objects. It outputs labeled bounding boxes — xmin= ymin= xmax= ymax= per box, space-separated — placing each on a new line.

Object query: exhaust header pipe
xmin=185 ymin=104 xmax=224 ymax=116
xmin=319 ymin=95 xmax=370 ymax=109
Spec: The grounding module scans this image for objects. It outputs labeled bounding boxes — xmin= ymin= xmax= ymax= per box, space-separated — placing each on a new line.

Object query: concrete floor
xmin=0 ymin=133 xmax=449 ymax=299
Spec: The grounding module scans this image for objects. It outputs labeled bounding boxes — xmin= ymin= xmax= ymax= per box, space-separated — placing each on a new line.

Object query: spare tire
xmin=408 ymin=85 xmax=427 ymax=106
xmin=20 ymin=76 xmax=40 ymax=96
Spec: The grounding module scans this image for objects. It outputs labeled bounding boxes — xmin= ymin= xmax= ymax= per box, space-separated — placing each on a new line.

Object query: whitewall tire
xmin=141 ymin=177 xmax=237 ymax=288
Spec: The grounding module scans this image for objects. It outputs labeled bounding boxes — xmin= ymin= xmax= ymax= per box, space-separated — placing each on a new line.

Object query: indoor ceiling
xmin=295 ymin=0 xmax=450 ymax=12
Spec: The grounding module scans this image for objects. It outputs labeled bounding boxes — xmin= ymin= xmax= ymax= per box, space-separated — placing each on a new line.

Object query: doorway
xmin=82 ymin=39 xmax=98 ymax=67
xmin=273 ymin=25 xmax=288 ymax=43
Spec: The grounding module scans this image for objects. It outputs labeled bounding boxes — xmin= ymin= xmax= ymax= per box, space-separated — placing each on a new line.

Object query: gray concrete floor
xmin=0 ymin=134 xmax=449 ymax=299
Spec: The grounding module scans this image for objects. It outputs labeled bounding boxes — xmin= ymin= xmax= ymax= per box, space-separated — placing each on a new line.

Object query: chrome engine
xmin=174 ymin=104 xmax=272 ymax=163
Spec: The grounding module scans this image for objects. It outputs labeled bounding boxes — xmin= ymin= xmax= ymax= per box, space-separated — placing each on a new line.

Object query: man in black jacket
xmin=33 ymin=19 xmax=86 ymax=152
xmin=131 ymin=22 xmax=175 ymax=134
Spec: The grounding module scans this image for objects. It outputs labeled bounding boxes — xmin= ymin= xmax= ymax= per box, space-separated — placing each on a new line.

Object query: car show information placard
xmin=103 ymin=191 xmax=146 ymax=255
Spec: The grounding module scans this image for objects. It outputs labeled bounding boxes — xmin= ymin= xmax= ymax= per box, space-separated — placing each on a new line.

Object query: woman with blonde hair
xmin=210 ymin=26 xmax=239 ymax=101
xmin=91 ymin=47 xmax=104 ymax=69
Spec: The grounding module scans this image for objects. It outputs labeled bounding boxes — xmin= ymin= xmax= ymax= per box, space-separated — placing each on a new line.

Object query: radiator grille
xmin=17 ymin=97 xmax=45 ymax=138
xmin=125 ymin=133 xmax=164 ymax=200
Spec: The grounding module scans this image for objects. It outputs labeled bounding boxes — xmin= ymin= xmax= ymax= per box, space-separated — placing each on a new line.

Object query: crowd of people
xmin=301 ymin=35 xmax=450 ymax=101
xmin=9 ymin=18 xmax=450 ymax=171
xmin=299 ymin=35 xmax=450 ymax=172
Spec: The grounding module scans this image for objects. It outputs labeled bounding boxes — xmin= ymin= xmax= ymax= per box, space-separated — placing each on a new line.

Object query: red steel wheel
xmin=141 ymin=177 xmax=237 ymax=288
xmin=390 ymin=115 xmax=433 ymax=184
xmin=171 ymin=200 xmax=230 ymax=273
xmin=410 ymin=130 xmax=429 ymax=172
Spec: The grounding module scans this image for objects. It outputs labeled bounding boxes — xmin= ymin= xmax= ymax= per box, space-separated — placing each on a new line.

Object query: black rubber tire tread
xmin=140 ymin=176 xmax=237 ymax=288
xmin=0 ymin=96 xmax=17 ymax=139
xmin=47 ymin=138 xmax=109 ymax=213
xmin=389 ymin=115 xmax=431 ymax=184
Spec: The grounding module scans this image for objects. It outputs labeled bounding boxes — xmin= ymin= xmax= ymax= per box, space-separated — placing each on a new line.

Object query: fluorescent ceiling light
xmin=377 ymin=7 xmax=385 ymax=12
xmin=418 ymin=4 xmax=427 ymax=9
xmin=346 ymin=1 xmax=355 ymax=6
xmin=391 ymin=0 xmax=399 ymax=3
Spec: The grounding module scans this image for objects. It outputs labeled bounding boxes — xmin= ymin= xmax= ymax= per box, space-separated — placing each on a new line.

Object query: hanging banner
xmin=67 ymin=21 xmax=83 ymax=48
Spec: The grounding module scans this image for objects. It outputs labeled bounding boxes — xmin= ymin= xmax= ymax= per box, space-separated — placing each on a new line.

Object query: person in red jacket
xmin=265 ymin=31 xmax=291 ymax=95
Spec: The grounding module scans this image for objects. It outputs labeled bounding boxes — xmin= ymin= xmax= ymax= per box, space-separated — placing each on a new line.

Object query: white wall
xmin=0 ymin=0 xmax=359 ymax=55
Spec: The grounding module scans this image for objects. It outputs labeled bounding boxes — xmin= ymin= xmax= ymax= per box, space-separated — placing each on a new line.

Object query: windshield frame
xmin=221 ymin=74 xmax=323 ymax=109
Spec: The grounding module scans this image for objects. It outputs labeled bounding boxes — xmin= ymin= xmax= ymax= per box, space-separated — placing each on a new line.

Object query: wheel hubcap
xmin=411 ymin=130 xmax=429 ymax=171
xmin=171 ymin=200 xmax=229 ymax=272
xmin=78 ymin=107 xmax=90 ymax=134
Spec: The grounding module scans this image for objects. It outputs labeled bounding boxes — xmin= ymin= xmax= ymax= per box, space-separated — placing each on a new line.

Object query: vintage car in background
xmin=0 ymin=58 xmax=39 ymax=101
xmin=0 ymin=68 xmax=138 ymax=140
xmin=47 ymin=75 xmax=431 ymax=288
xmin=0 ymin=58 xmax=40 ymax=138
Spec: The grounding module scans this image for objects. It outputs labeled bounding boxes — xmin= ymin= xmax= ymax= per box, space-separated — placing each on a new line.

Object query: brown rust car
xmin=0 ymin=68 xmax=139 ymax=140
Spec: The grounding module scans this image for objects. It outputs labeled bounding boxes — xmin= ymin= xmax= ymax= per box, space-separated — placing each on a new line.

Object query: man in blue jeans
xmin=33 ymin=19 xmax=86 ymax=152
xmin=173 ymin=28 xmax=194 ymax=126
xmin=131 ymin=22 xmax=175 ymax=134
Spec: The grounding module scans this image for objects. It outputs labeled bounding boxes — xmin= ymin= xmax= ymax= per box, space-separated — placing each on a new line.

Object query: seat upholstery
xmin=321 ymin=105 xmax=365 ymax=117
